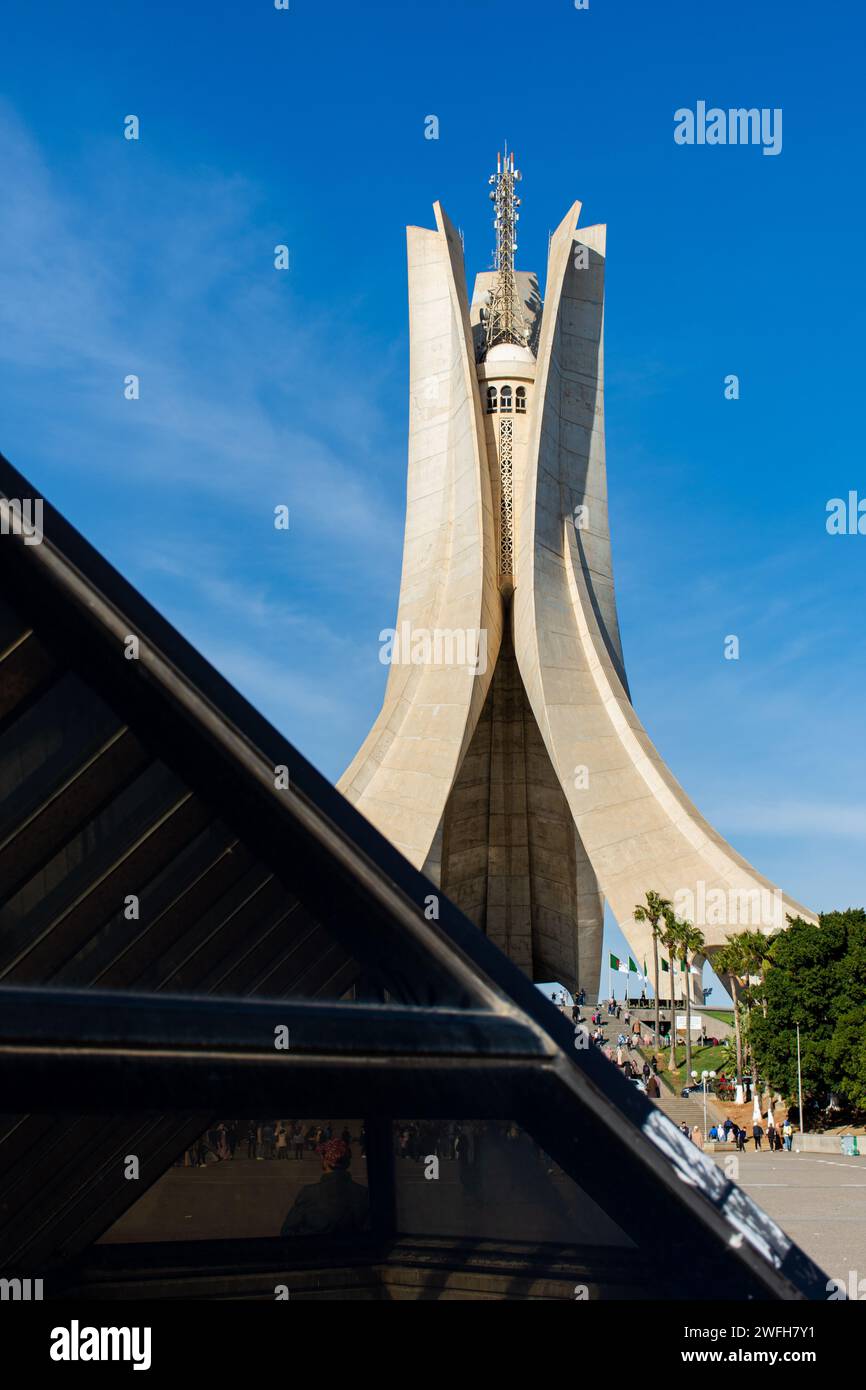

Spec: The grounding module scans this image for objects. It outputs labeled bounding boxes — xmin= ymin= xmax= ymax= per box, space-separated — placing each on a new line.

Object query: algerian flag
xmin=628 ymin=957 xmax=638 ymax=974
xmin=680 ymin=958 xmax=688 ymax=972
xmin=661 ymin=957 xmax=670 ymax=972
xmin=643 ymin=960 xmax=648 ymax=977
xmin=609 ymin=952 xmax=627 ymax=973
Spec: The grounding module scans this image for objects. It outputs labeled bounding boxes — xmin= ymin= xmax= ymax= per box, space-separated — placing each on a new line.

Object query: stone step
xmin=652 ymin=1093 xmax=724 ymax=1131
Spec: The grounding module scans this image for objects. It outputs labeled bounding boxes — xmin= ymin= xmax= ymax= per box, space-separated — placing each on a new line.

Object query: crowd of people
xmin=395 ymin=1122 xmax=474 ymax=1161
xmin=707 ymin=1117 xmax=794 ymax=1152
xmin=180 ymin=1121 xmax=361 ymax=1167
xmin=565 ymin=991 xmax=797 ymax=1136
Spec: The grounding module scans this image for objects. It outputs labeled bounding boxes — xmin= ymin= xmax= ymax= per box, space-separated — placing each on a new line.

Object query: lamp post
xmin=796 ymin=1020 xmax=805 ymax=1138
xmin=692 ymin=1069 xmax=717 ymax=1138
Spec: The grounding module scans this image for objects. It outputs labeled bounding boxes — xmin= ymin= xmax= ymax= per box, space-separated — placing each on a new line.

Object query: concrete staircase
xmin=651 ymin=1091 xmax=724 ymax=1131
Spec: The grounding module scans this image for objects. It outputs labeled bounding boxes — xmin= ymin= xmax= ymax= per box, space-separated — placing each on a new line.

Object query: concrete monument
xmin=339 ymin=150 xmax=815 ymax=1001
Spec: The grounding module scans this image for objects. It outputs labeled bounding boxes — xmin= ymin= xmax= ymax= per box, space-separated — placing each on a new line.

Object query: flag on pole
xmin=609 ymin=953 xmax=627 ymax=973
xmin=661 ymin=957 xmax=670 ymax=972
xmin=628 ymin=957 xmax=638 ymax=974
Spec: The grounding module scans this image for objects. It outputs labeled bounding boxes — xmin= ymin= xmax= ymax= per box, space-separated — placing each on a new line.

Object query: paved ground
xmin=102 ymin=1152 xmax=369 ymax=1243
xmin=103 ymin=1145 xmax=625 ymax=1248
xmin=707 ymin=1148 xmax=866 ymax=1280
xmin=104 ymin=1124 xmax=866 ymax=1289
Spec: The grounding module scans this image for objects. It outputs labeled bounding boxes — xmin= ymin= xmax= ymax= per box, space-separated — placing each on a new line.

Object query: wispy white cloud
xmin=0 ymin=101 xmax=405 ymax=778
xmin=0 ymin=100 xmax=405 ymax=576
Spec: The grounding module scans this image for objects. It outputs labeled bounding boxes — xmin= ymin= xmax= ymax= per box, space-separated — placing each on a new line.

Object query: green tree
xmin=749 ymin=910 xmax=866 ymax=1114
xmin=633 ymin=890 xmax=671 ymax=1050
xmin=738 ymin=928 xmax=776 ymax=1021
xmin=713 ymin=934 xmax=751 ymax=1081
xmin=680 ymin=918 xmax=705 ymax=1080
xmin=660 ymin=911 xmax=684 ymax=1071
xmin=719 ymin=1035 xmax=739 ymax=1079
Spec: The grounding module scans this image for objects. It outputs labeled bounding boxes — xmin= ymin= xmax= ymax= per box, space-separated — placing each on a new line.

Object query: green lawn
xmin=703 ymin=1009 xmax=734 ymax=1025
xmin=647 ymin=1043 xmax=731 ymax=1091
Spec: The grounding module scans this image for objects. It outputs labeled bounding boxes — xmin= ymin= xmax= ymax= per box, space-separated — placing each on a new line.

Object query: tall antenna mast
xmin=484 ymin=146 xmax=529 ymax=353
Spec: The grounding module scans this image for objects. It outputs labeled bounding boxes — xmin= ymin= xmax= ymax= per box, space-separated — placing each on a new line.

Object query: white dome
xmin=485 ymin=342 xmax=535 ymax=364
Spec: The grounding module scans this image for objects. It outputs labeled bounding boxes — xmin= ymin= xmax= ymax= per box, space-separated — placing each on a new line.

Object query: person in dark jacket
xmin=280 ymin=1139 xmax=369 ymax=1237
xmin=752 ymin=1122 xmax=764 ymax=1151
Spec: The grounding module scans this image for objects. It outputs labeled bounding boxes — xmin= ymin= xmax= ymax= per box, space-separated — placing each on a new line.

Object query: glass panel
xmin=393 ymin=1120 xmax=633 ymax=1247
xmin=100 ymin=1119 xmax=369 ymax=1244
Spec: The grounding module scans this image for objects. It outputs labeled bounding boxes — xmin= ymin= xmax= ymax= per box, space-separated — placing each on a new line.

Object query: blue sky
xmin=2 ymin=0 xmax=864 ymax=1004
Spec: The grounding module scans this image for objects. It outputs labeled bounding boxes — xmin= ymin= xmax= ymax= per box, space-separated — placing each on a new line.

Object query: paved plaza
xmin=709 ymin=1148 xmax=866 ymax=1280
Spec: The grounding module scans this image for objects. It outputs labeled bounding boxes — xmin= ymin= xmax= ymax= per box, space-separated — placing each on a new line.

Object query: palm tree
xmin=679 ymin=919 xmax=705 ymax=1080
xmin=633 ymin=890 xmax=671 ymax=1052
xmin=713 ymin=935 xmax=749 ymax=1083
xmin=660 ymin=910 xmax=683 ymax=1075
xmin=740 ymin=928 xmax=775 ymax=1019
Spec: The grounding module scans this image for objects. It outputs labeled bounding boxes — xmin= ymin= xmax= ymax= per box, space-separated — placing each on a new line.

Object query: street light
xmin=796 ymin=1020 xmax=806 ymax=1139
xmin=691 ymin=1068 xmax=717 ymax=1138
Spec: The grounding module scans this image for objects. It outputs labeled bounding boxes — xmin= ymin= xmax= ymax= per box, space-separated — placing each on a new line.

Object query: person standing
xmin=275 ymin=1122 xmax=288 ymax=1159
xmin=247 ymin=1120 xmax=258 ymax=1161
xmin=782 ymin=1120 xmax=793 ymax=1152
xmin=293 ymin=1122 xmax=305 ymax=1160
xmin=752 ymin=1122 xmax=763 ymax=1151
xmin=737 ymin=1127 xmax=747 ymax=1152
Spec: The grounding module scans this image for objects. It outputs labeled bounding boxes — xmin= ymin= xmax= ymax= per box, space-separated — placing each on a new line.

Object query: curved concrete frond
xmin=338 ymin=205 xmax=502 ymax=867
xmin=514 ymin=204 xmax=816 ymax=983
